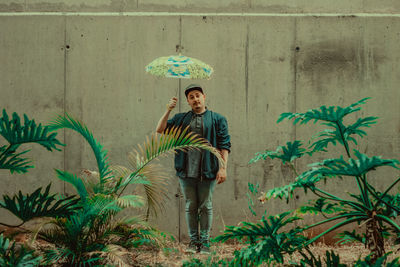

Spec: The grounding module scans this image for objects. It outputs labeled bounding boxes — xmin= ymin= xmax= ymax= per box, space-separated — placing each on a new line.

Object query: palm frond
xmin=48 ymin=113 xmax=112 ymax=185
xmin=118 ymin=127 xmax=224 ymax=211
xmin=0 ymin=109 xmax=63 ymax=151
xmin=124 ymin=160 xmax=169 ymax=217
xmin=88 ymin=244 xmax=128 ymax=267
xmin=113 ymin=195 xmax=145 ymax=209
xmin=55 ymin=169 xmax=88 ymax=200
xmin=132 ymin=125 xmax=223 ymax=170
xmin=249 ymin=141 xmax=310 ymax=165
xmin=0 ymin=184 xmax=79 ymax=225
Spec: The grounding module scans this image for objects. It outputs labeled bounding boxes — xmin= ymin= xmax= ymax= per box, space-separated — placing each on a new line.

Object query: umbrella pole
xmin=177 ymin=77 xmax=181 ymax=243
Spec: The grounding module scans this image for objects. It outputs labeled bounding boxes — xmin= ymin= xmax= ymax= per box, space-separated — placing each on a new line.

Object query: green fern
xmin=0 ymin=184 xmax=79 ymax=226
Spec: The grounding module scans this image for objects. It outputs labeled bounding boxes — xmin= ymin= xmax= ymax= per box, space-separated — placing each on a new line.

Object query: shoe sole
xmin=185 ymin=249 xmax=197 ymax=254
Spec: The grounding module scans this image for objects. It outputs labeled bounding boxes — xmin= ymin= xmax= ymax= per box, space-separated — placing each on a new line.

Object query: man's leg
xmin=179 ymin=178 xmax=199 ymax=252
xmin=197 ymin=179 xmax=216 ymax=253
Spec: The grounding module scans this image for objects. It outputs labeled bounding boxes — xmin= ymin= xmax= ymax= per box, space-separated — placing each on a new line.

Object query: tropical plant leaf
xmin=308 ymin=150 xmax=399 ymax=178
xmin=0 ymin=148 xmax=32 ymax=174
xmin=277 ymin=99 xmax=377 ymax=153
xmin=0 ymin=234 xmax=42 ymax=267
xmin=55 ymin=169 xmax=88 ymax=200
xmin=0 ymin=184 xmax=79 ymax=224
xmin=112 ymin=195 xmax=144 ymax=209
xmin=336 ymin=230 xmax=366 ymax=245
xmin=277 ymin=98 xmax=370 ymax=125
xmin=121 ymin=159 xmax=169 ymax=217
xmin=132 ymin=125 xmax=223 ymax=170
xmin=215 ymin=211 xmax=307 ymax=265
xmin=249 ymin=141 xmax=311 ymax=165
xmin=48 ymin=113 xmax=112 ymax=185
xmin=90 ymin=244 xmax=128 ymax=267
xmin=296 ymin=198 xmax=344 ymax=216
xmin=214 ymin=211 xmax=302 ymax=243
xmin=0 ymin=109 xmax=63 ymax=151
xmin=116 ymin=125 xmax=223 ymax=214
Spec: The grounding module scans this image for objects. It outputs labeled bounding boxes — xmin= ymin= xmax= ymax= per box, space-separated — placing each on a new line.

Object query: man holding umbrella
xmin=156 ymin=84 xmax=231 ymax=254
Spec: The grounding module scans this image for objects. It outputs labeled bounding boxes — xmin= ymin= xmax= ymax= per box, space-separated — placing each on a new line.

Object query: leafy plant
xmin=0 ymin=109 xmax=63 ymax=174
xmin=0 ymin=184 xmax=79 ymax=228
xmin=296 ymin=250 xmax=346 ymax=267
xmin=248 ymin=98 xmax=400 ymax=263
xmin=214 ymin=211 xmax=307 ymax=265
xmin=0 ymin=233 xmax=42 ymax=267
xmin=38 ymin=114 xmax=223 ymax=266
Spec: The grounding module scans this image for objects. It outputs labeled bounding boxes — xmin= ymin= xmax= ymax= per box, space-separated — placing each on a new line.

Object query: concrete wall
xmin=1 ymin=2 xmax=399 ymax=241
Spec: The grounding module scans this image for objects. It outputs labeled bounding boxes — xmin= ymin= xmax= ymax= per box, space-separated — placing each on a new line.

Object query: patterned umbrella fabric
xmin=145 ymin=55 xmax=213 ymax=80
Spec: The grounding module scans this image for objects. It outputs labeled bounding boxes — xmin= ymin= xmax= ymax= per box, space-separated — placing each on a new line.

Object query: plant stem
xmin=335 ymin=121 xmax=351 ymax=158
xmin=313 ymin=187 xmax=366 ymax=211
xmin=288 ymin=162 xmax=299 ymax=177
xmin=374 ymin=176 xmax=400 ymax=209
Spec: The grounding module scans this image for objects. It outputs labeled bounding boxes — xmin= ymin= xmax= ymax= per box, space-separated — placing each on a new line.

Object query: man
xmin=156 ymin=84 xmax=231 ymax=254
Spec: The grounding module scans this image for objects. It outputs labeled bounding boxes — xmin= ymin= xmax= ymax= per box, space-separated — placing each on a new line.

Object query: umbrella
xmin=145 ymin=54 xmax=213 ymax=80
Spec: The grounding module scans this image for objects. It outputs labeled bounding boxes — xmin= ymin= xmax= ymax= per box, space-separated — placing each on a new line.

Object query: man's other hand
xmin=216 ymin=168 xmax=226 ymax=184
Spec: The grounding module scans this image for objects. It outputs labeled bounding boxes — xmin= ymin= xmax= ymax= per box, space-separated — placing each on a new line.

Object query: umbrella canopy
xmin=145 ymin=55 xmax=213 ymax=80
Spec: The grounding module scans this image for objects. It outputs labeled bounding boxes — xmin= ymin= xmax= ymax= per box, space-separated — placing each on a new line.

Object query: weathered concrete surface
xmin=1 ymin=0 xmax=400 ymax=13
xmin=0 ymin=16 xmax=66 ymax=224
xmin=0 ymin=12 xmax=399 ymax=241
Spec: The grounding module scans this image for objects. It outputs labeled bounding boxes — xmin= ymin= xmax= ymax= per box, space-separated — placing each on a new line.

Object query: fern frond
xmin=0 ymin=109 xmax=63 ymax=151
xmin=48 ymin=113 xmax=112 ymax=185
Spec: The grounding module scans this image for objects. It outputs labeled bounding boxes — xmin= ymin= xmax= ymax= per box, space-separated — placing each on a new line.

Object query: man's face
xmin=186 ymin=90 xmax=206 ymax=113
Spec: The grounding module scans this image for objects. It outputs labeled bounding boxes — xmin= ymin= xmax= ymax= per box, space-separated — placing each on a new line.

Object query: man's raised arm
xmin=156 ymin=97 xmax=178 ymax=133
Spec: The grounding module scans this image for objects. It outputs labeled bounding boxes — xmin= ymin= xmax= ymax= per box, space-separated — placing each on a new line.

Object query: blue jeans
xmin=179 ymin=178 xmax=216 ymax=244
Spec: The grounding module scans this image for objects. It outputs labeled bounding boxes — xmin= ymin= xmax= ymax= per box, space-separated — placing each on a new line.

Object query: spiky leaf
xmin=49 ymin=113 xmax=112 ymax=185
xmin=249 ymin=141 xmax=310 ymax=165
xmin=0 ymin=184 xmax=79 ymax=224
xmin=0 ymin=109 xmax=63 ymax=151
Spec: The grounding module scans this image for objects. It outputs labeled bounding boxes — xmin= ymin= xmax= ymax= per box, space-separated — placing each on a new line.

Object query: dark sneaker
xmin=199 ymin=243 xmax=211 ymax=255
xmin=185 ymin=241 xmax=198 ymax=254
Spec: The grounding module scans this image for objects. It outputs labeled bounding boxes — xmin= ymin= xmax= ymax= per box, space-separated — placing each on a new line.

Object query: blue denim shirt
xmin=166 ymin=109 xmax=231 ymax=179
